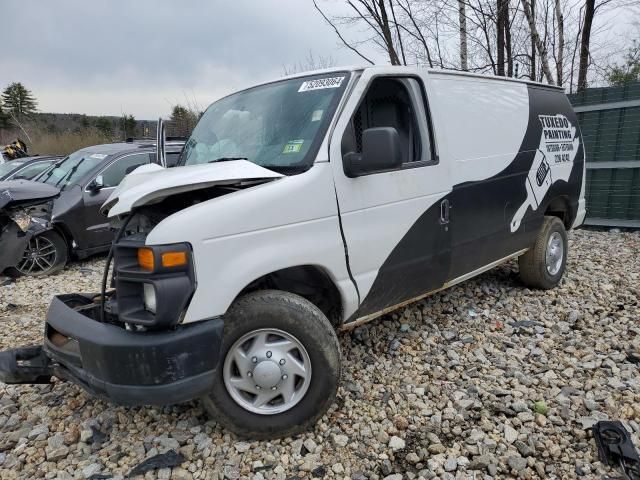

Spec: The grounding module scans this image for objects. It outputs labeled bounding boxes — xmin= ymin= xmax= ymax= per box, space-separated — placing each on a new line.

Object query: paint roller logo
xmin=510 ymin=114 xmax=580 ymax=232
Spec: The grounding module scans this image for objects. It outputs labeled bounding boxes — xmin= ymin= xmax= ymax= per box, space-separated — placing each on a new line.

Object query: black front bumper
xmin=0 ymin=294 xmax=224 ymax=406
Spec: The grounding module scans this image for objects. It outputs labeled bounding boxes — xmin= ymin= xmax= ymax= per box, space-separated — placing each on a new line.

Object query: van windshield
xmin=181 ymin=72 xmax=350 ymax=173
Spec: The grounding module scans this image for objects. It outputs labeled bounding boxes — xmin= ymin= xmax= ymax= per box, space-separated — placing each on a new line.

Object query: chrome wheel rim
xmin=545 ymin=231 xmax=564 ymax=276
xmin=17 ymin=235 xmax=57 ymax=275
xmin=223 ymin=328 xmax=312 ymax=415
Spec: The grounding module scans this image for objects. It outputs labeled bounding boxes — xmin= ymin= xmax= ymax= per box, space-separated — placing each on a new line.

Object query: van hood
xmin=102 ymin=161 xmax=283 ymax=217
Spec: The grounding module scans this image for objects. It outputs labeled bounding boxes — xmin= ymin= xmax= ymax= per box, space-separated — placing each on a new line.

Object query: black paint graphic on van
xmin=352 ymin=85 xmax=584 ymax=319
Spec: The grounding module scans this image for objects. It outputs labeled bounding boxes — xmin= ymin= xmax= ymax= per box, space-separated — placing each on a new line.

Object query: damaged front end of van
xmin=0 ymin=161 xmax=283 ymax=405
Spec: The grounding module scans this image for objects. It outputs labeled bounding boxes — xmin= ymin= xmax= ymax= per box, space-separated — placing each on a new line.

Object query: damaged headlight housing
xmin=9 ymin=210 xmax=31 ymax=232
xmin=142 ymin=283 xmax=157 ymax=314
xmin=113 ymin=241 xmax=195 ymax=328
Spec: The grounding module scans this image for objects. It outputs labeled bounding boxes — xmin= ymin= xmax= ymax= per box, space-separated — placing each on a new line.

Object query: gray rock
xmin=82 ymin=463 xmax=102 ymax=478
xmin=303 ymin=437 xmax=318 ymax=454
xmin=333 ymin=434 xmax=349 ymax=447
xmin=503 ymin=424 xmax=518 ymax=444
xmin=223 ymin=465 xmax=240 ymax=480
xmin=515 ymin=440 xmax=535 ymax=457
xmin=444 ymin=458 xmax=458 ymax=471
xmin=28 ymin=424 xmax=49 ymax=439
xmin=157 ymin=436 xmax=180 ymax=450
xmin=234 ymin=441 xmax=251 ymax=453
xmin=469 ymin=455 xmax=491 ymax=471
xmin=583 ymin=398 xmax=599 ymax=411
xmin=507 ymin=456 xmax=528 ymax=472
xmin=389 ymin=436 xmax=406 ymax=451
xmin=511 ymin=400 xmax=528 ymax=412
xmin=45 ymin=445 xmax=69 ymax=461
xmin=442 ymin=329 xmax=458 ymax=341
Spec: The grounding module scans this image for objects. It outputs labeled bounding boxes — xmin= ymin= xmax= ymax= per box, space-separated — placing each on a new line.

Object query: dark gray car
xmin=0 ymin=156 xmax=61 ymax=181
xmin=4 ymin=139 xmax=184 ymax=276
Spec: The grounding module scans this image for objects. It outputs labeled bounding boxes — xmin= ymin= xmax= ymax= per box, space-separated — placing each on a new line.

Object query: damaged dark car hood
xmin=0 ymin=180 xmax=59 ymax=274
xmin=0 ymin=180 xmax=60 ymax=209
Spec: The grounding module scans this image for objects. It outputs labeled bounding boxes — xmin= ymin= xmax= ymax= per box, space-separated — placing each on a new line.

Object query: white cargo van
xmin=0 ymin=66 xmax=585 ymax=438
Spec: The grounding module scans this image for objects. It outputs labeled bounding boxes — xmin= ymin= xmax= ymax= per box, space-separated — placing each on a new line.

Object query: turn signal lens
xmin=161 ymin=251 xmax=188 ymax=268
xmin=137 ymin=248 xmax=154 ymax=271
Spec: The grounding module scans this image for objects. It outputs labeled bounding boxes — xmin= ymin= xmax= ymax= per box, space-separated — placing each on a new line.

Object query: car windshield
xmin=181 ymin=72 xmax=350 ymax=173
xmin=0 ymin=160 xmax=26 ymax=177
xmin=39 ymin=150 xmax=107 ymax=189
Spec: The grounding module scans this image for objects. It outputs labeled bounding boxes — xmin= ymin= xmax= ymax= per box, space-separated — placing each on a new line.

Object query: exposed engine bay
xmin=0 ymin=181 xmax=59 ymax=273
xmin=112 ymin=181 xmax=265 ymax=236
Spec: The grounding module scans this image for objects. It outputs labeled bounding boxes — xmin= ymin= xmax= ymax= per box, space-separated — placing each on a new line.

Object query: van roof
xmin=271 ymin=65 xmax=564 ymax=91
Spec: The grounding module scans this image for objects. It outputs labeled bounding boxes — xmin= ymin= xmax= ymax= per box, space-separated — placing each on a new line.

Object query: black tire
xmin=518 ymin=216 xmax=568 ymax=289
xmin=201 ymin=290 xmax=341 ymax=439
xmin=10 ymin=230 xmax=68 ymax=277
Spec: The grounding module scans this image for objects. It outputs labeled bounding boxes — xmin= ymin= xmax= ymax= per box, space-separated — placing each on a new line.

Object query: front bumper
xmin=0 ymin=293 xmax=223 ymax=406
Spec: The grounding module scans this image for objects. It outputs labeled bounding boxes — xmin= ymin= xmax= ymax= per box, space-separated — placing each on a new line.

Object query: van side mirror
xmin=343 ymin=127 xmax=403 ymax=178
xmin=87 ymin=174 xmax=104 ymax=193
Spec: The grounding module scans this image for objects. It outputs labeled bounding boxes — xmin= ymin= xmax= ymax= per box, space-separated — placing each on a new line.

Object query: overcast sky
xmin=2 ymin=1 xmax=635 ymax=119
xmin=1 ymin=0 xmax=385 ymax=119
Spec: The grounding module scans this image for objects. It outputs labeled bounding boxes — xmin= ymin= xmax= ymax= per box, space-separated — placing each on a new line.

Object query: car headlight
xmin=143 ymin=283 xmax=157 ymax=314
xmin=9 ymin=210 xmax=31 ymax=231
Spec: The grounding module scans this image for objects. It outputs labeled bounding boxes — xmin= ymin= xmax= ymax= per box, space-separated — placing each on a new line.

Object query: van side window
xmin=342 ymin=77 xmax=433 ymax=166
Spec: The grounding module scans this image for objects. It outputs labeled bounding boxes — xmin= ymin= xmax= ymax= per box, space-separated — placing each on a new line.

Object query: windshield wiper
xmin=207 ymin=157 xmax=248 ymax=163
xmin=39 ymin=157 xmax=68 ymax=182
xmin=56 ymin=158 xmax=85 ymax=190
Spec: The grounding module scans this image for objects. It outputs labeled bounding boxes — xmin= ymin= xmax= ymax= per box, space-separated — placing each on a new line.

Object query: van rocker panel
xmin=43 ymin=294 xmax=223 ymax=406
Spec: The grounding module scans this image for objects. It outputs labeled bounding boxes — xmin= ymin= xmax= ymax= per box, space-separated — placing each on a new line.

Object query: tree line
xmin=0 ymin=82 xmax=202 ymax=141
xmin=313 ymin=0 xmax=639 ymax=91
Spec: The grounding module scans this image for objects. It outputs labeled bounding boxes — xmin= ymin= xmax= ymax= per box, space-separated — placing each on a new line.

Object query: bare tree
xmin=531 ymin=0 xmax=536 ymax=79
xmin=312 ymin=0 xmax=633 ymax=92
xmin=459 ymin=0 xmax=469 ymax=69
xmin=497 ymin=0 xmax=506 ymax=75
xmin=521 ymin=0 xmax=555 ymax=83
xmin=554 ymin=0 xmax=565 ymax=85
xmin=283 ymin=51 xmax=337 ymax=76
xmin=312 ymin=0 xmax=375 ymax=64
xmin=576 ymin=0 xmax=595 ymax=90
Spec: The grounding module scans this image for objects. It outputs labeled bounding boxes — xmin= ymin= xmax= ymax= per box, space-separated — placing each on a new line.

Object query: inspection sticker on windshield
xmin=283 ymin=140 xmax=304 ymax=154
xmin=298 ymin=76 xmax=345 ymax=92
xmin=89 ymin=153 xmax=107 ymax=159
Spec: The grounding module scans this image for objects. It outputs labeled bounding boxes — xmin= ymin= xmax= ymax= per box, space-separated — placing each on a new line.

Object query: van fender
xmin=144 ymin=164 xmax=359 ymax=324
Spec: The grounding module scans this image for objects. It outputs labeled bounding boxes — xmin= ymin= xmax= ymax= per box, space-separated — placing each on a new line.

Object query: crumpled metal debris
xmin=128 ymin=450 xmax=186 ymax=477
xmin=10 ymin=210 xmax=31 ymax=232
xmin=588 ymin=420 xmax=640 ymax=480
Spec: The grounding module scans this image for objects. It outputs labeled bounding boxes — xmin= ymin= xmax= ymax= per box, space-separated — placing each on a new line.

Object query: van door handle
xmin=440 ymin=199 xmax=450 ymax=225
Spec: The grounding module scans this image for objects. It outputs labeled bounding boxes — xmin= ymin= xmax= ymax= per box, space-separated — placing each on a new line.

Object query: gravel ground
xmin=0 ymin=228 xmax=639 ymax=480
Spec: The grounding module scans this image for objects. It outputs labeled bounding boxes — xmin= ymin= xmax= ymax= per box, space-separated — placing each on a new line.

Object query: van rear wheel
xmin=201 ymin=290 xmax=341 ymax=439
xmin=518 ymin=216 xmax=568 ymax=289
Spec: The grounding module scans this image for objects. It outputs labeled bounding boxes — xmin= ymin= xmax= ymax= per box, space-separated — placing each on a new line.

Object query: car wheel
xmin=13 ymin=230 xmax=68 ymax=277
xmin=201 ymin=290 xmax=341 ymax=439
xmin=518 ymin=216 xmax=568 ymax=289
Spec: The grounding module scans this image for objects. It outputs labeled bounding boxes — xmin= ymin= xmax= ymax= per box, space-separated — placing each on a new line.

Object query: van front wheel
xmin=518 ymin=216 xmax=568 ymax=289
xmin=201 ymin=290 xmax=341 ymax=439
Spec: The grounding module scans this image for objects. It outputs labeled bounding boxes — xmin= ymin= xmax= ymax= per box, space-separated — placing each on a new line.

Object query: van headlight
xmin=143 ymin=283 xmax=157 ymax=314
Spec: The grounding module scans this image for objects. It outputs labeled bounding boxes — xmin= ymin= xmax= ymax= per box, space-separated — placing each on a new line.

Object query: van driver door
xmin=329 ymin=69 xmax=452 ymax=319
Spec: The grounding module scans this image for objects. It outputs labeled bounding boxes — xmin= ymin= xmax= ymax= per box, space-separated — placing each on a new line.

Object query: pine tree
xmin=122 ymin=114 xmax=137 ymax=138
xmin=1 ymin=82 xmax=38 ymax=117
xmin=607 ymin=41 xmax=640 ymax=87
xmin=169 ymin=105 xmax=198 ymax=137
xmin=0 ymin=100 xmax=9 ymax=128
